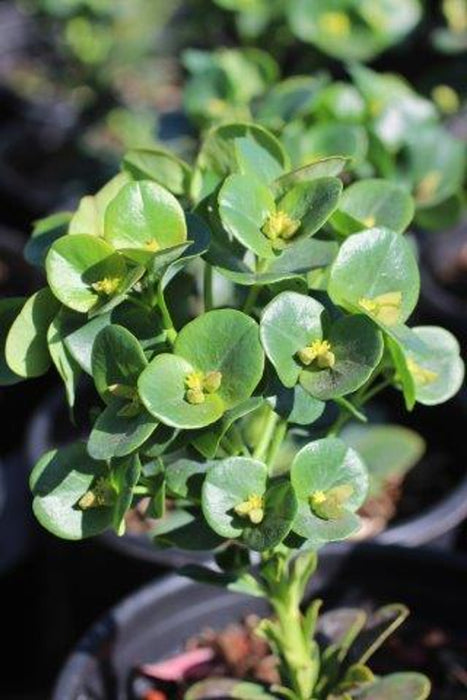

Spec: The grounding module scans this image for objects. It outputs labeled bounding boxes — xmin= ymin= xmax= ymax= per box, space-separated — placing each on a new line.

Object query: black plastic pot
xmin=53 ymin=544 xmax=467 ymax=699
xmin=27 ymin=387 xmax=467 ymax=566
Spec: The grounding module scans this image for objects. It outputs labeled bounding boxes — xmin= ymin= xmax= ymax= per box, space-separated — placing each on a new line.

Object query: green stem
xmin=157 ymin=284 xmax=177 ymax=347
xmin=259 ymin=551 xmax=320 ymax=700
xmin=203 ymin=263 xmax=213 ymax=311
xmin=253 ymin=409 xmax=278 ymax=461
xmin=243 ymin=285 xmax=260 ymax=315
xmin=266 ymin=418 xmax=287 ymax=472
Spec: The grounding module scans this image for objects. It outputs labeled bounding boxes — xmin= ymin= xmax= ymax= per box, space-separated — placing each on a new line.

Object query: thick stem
xmin=253 ymin=409 xmax=278 ymax=461
xmin=260 ymin=551 xmax=320 ymax=700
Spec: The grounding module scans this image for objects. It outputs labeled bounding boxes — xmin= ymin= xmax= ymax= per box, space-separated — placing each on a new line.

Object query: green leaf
xmin=256 ymin=75 xmax=327 ymax=131
xmin=283 ymin=122 xmax=368 ymax=170
xmin=332 ymin=179 xmax=414 ymax=235
xmin=159 ymin=213 xmax=211 ymax=290
xmin=111 ymin=453 xmax=141 ymax=536
xmin=192 ymin=397 xmax=264 ymax=459
xmin=267 ymin=380 xmax=325 ymax=426
xmin=287 ymin=0 xmax=422 ymax=62
xmin=62 ymin=312 xmax=111 ymax=374
xmin=215 ymin=237 xmax=338 ymax=287
xmin=351 ymin=672 xmax=430 ymax=699
xmin=272 ymin=157 xmax=348 ymax=198
xmin=328 ymin=228 xmax=420 ymax=328
xmin=30 ymin=442 xmax=112 ymax=540
xmin=68 ymin=173 xmax=130 ymax=236
xmin=185 ymin=678 xmax=276 ymax=700
xmin=341 ymin=424 xmax=425 ymax=497
xmin=122 ymin=146 xmax=192 ymax=196
xmin=91 ymin=324 xmax=148 ymax=402
xmin=176 ymin=309 xmax=264 ymax=406
xmin=139 ymin=310 xmax=264 ymax=429
xmin=219 ymin=174 xmax=342 ymax=259
xmin=46 ymin=233 xmax=127 ymax=313
xmin=194 ymin=122 xmax=289 ymax=200
xmin=235 ymin=136 xmax=285 ymax=184
xmin=24 ymin=211 xmax=72 ymax=267
xmin=390 ymin=325 xmax=464 ymax=407
xmin=317 ymin=608 xmax=367 ymax=661
xmin=299 ymin=315 xmax=384 ymax=400
xmin=405 ymin=125 xmax=465 ymax=209
xmin=104 ymin=180 xmax=187 ymax=262
xmin=202 ymin=457 xmax=268 ymax=539
xmin=47 ymin=309 xmax=81 ymax=407
xmin=290 ymin=437 xmax=368 ymax=546
xmin=138 ymin=353 xmax=225 ymax=430
xmin=87 ymin=264 xmax=145 ymax=319
xmin=165 ymin=459 xmax=209 ymax=501
xmin=242 ymin=480 xmax=298 ymax=551
xmin=218 ymin=173 xmax=276 ymax=259
xmin=152 ymin=508 xmax=224 ymax=550
xmin=260 ymin=291 xmax=325 ymax=387
xmin=348 ymin=604 xmax=409 ymax=665
xmin=0 ymin=297 xmax=25 ymax=385
xmin=5 ymin=288 xmax=60 ymax=378
xmin=87 ymin=401 xmax=157 ymax=461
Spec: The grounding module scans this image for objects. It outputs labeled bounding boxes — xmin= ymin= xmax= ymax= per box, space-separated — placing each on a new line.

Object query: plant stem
xmin=253 ymin=409 xmax=278 ymax=461
xmin=243 ymin=285 xmax=260 ymax=315
xmin=157 ymin=285 xmax=177 ymax=346
xmin=266 ymin=417 xmax=287 ymax=472
xmin=203 ymin=263 xmax=213 ymax=311
xmin=259 ymin=550 xmax=320 ymax=700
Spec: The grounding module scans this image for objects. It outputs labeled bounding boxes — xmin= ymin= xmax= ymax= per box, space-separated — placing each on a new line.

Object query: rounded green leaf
xmin=260 ymin=291 xmax=325 ymax=387
xmin=202 ymin=457 xmax=268 ymax=538
xmin=272 ymin=157 xmax=348 ymax=198
xmin=138 ymin=353 xmax=225 ymax=429
xmin=287 ymin=0 xmax=421 ymax=62
xmin=122 ymin=147 xmax=192 ymax=196
xmin=5 ymin=288 xmax=60 ymax=378
xmin=242 ymin=480 xmax=298 ymax=551
xmin=353 ymin=673 xmax=430 ymax=700
xmin=405 ymin=126 xmax=465 ymax=209
xmin=283 ymin=122 xmax=368 ymax=170
xmin=332 ymin=179 xmax=414 ymax=235
xmin=299 ymin=315 xmax=384 ymax=400
xmin=341 ymin=423 xmax=425 ymax=498
xmin=104 ymin=180 xmax=187 ymax=259
xmin=30 ymin=442 xmax=112 ymax=540
xmin=175 ymin=309 xmax=265 ymax=410
xmin=87 ymin=401 xmax=157 ymax=461
xmin=91 ymin=324 xmax=148 ymax=402
xmin=267 ymin=381 xmax=325 ymax=426
xmin=194 ymin=122 xmax=289 ymax=199
xmin=218 ymin=174 xmax=276 ymax=259
xmin=24 ymin=211 xmax=72 ymax=267
xmin=290 ymin=437 xmax=368 ymax=545
xmin=68 ymin=173 xmax=130 ymax=237
xmin=277 ymin=177 xmax=343 ymax=239
xmin=392 ymin=325 xmax=464 ymax=406
xmin=46 ymin=233 xmax=127 ymax=313
xmin=0 ymin=297 xmax=26 ymax=385
xmin=328 ymin=228 xmax=420 ymax=328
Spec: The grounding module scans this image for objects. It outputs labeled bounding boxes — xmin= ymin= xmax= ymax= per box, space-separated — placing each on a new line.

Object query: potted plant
xmin=1 ymin=124 xmax=464 ymax=698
